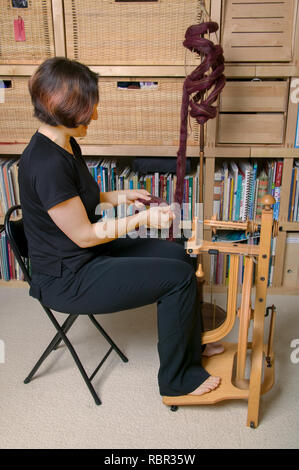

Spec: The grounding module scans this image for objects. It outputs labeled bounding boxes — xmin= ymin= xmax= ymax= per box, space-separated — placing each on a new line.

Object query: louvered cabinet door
xmin=222 ymin=0 xmax=295 ymax=62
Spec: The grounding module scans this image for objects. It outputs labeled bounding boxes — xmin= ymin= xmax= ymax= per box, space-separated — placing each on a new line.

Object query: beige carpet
xmin=0 ymin=287 xmax=298 ymax=449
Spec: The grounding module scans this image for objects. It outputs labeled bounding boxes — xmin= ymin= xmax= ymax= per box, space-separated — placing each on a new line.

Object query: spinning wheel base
xmin=162 ymin=342 xmax=275 ymax=427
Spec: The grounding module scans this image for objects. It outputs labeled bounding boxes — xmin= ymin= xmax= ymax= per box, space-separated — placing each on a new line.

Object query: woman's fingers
xmin=147 ymin=205 xmax=175 ymax=229
xmin=133 ymin=189 xmax=151 ymax=200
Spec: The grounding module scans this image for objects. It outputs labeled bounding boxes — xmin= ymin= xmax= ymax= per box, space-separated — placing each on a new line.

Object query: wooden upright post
xmin=246 ymin=194 xmax=275 ymax=428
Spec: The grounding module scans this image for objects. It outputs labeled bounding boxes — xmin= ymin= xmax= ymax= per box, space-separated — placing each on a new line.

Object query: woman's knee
xmin=157 ymin=239 xmax=195 ymax=266
xmin=163 ymin=258 xmax=196 ymax=289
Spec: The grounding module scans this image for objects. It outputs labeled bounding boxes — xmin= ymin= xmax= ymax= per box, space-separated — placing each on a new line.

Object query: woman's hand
xmin=100 ymin=189 xmax=151 ymax=208
xmin=122 ymin=189 xmax=151 ymax=208
xmin=140 ymin=205 xmax=175 ymax=230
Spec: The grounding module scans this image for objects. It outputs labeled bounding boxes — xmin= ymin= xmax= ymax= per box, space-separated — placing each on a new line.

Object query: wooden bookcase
xmin=1 ymin=0 xmax=299 ymax=292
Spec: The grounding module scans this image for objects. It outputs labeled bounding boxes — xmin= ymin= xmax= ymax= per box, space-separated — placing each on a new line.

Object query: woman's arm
xmin=48 ymin=195 xmax=174 ymax=248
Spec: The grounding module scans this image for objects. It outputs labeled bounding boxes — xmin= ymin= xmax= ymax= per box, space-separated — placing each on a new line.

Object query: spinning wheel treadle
xmin=162 ymin=195 xmax=277 ymax=429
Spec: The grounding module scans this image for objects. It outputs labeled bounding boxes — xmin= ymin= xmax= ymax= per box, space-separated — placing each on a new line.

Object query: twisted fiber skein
xmin=137 ymin=22 xmax=225 ymax=240
xmin=174 ymin=22 xmax=226 ymax=207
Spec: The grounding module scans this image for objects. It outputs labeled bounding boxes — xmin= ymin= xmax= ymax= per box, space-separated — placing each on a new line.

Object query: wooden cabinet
xmin=1 ymin=0 xmax=299 ymax=291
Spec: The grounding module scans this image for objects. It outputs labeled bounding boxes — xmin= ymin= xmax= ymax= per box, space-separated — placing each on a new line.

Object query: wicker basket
xmin=0 ymin=77 xmax=200 ymax=147
xmin=0 ymin=0 xmax=55 ymax=64
xmin=80 ymin=78 xmax=200 ymax=146
xmin=0 ymin=77 xmax=39 ymax=142
xmin=64 ymin=0 xmax=202 ymax=65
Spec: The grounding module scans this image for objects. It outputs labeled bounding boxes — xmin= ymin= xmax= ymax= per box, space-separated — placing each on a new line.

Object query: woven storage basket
xmin=0 ymin=0 xmax=55 ymax=64
xmin=80 ymin=78 xmax=200 ymax=146
xmin=0 ymin=77 xmax=39 ymax=142
xmin=64 ymin=0 xmax=202 ymax=65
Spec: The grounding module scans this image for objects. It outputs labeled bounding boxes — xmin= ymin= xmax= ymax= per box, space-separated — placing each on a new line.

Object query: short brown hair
xmin=29 ymin=57 xmax=99 ymax=128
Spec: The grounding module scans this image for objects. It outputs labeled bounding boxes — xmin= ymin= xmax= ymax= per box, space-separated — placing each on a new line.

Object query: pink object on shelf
xmin=14 ymin=17 xmax=26 ymax=42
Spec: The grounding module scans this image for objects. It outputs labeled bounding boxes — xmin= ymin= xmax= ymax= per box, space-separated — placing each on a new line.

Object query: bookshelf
xmin=1 ymin=0 xmax=299 ymax=291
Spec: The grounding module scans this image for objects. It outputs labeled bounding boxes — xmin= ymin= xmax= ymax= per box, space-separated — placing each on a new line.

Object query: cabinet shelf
xmin=2 ymin=144 xmax=299 ymax=158
xmin=0 ymin=280 xmax=28 ymax=287
xmin=1 ymin=64 xmax=298 ymax=79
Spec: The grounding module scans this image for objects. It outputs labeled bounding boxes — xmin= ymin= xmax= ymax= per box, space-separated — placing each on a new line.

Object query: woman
xmin=18 ymin=57 xmax=221 ymax=398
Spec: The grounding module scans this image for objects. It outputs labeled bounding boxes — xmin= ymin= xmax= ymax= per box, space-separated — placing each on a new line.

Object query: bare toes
xmin=188 ymin=376 xmax=221 ymax=396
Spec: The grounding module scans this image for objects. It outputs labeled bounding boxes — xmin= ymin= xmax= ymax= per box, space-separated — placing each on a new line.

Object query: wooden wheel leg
xmin=246 ymin=194 xmax=274 ymax=428
xmin=236 ymin=256 xmax=254 ymax=387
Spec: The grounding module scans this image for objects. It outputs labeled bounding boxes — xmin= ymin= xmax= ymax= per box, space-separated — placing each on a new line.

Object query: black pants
xmin=31 ymin=237 xmax=210 ymax=396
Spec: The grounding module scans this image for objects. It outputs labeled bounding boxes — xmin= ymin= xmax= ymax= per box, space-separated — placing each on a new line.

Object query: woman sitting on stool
xmin=18 ymin=57 xmax=221 ymax=399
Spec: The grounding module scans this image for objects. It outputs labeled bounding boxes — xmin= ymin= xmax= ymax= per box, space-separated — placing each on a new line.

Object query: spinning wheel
xmin=163 ymin=195 xmax=277 ymax=429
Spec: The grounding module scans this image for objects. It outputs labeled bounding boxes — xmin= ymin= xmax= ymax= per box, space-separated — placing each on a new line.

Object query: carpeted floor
xmin=0 ymin=287 xmax=298 ymax=449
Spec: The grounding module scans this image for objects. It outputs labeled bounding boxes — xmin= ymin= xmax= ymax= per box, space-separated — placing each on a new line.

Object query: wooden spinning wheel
xmin=163 ymin=195 xmax=277 ymax=428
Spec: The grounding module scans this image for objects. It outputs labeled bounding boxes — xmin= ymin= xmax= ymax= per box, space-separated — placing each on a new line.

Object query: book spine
xmin=3 ymin=162 xmax=12 ymax=209
xmin=290 ymin=168 xmax=297 ymax=222
xmin=288 ymin=167 xmax=295 ymax=221
xmin=275 ymin=160 xmax=283 ymax=187
xmin=188 ymin=176 xmax=193 ymax=220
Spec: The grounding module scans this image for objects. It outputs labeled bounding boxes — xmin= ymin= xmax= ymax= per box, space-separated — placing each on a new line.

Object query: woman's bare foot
xmin=202 ymin=342 xmax=225 ymax=357
xmin=188 ymin=376 xmax=221 ymax=396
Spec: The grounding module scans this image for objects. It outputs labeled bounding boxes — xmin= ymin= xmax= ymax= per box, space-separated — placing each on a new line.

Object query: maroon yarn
xmin=174 ymin=22 xmax=226 ymax=207
xmin=137 ymin=195 xmax=168 ymax=206
xmin=135 ymin=23 xmax=225 ymax=240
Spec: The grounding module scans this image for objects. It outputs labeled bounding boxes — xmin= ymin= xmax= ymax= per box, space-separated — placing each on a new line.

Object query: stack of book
xmin=211 ymin=159 xmax=282 ymax=287
xmin=0 ymin=158 xmax=23 ymax=280
xmin=0 ymin=158 xmax=20 ymax=219
xmin=0 ymin=229 xmax=25 ymax=281
xmin=213 ymin=159 xmax=283 ymax=222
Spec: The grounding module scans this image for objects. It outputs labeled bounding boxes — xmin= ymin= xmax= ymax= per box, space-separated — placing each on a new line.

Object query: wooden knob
xmin=196 ymin=263 xmax=204 ymax=279
xmin=261 ymin=194 xmax=275 ymax=210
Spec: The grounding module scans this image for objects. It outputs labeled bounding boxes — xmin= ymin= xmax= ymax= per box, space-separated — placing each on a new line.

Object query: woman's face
xmin=68 ymin=102 xmax=99 ymax=138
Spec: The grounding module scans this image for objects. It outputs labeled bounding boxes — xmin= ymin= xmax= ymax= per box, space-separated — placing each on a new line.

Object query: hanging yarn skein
xmin=136 ymin=21 xmax=225 ymax=241
xmin=174 ymin=21 xmax=226 ymax=208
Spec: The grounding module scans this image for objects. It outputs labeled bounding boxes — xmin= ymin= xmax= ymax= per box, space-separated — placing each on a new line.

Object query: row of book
xmin=0 ymin=158 xmax=20 ymax=218
xmin=213 ymin=159 xmax=283 ymax=222
xmin=0 ymin=157 xmax=282 ymax=284
xmin=0 ymin=157 xmax=202 ymax=220
xmin=85 ymin=158 xmax=202 ymax=220
xmin=0 ymin=157 xmax=22 ymax=280
xmin=0 ymin=157 xmax=201 ymax=280
xmin=0 ymin=229 xmax=25 ymax=281
xmin=0 ymin=156 xmax=288 ymax=223
xmin=209 ymin=236 xmax=276 ymax=287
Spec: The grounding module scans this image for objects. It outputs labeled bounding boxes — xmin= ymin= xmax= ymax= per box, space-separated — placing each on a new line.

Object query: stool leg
xmin=26 ymin=308 xmax=101 ymax=405
xmin=88 ymin=315 xmax=128 ymax=363
xmin=24 ymin=314 xmax=78 ymax=383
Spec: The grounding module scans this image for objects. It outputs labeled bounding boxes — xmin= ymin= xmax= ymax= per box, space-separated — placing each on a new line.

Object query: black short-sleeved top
xmin=18 ymin=131 xmax=104 ymax=277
